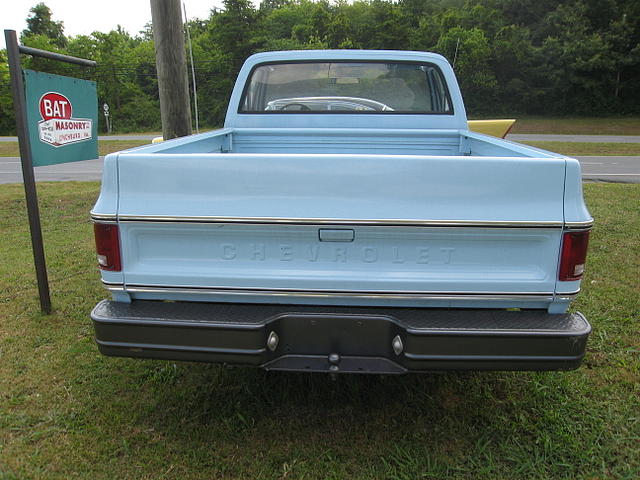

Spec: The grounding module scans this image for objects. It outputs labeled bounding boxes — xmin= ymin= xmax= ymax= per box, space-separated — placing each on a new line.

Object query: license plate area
xmin=273 ymin=314 xmax=399 ymax=357
xmin=262 ymin=314 xmax=405 ymax=373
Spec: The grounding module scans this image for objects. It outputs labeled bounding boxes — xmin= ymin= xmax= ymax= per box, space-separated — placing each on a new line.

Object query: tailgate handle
xmin=319 ymin=228 xmax=355 ymax=242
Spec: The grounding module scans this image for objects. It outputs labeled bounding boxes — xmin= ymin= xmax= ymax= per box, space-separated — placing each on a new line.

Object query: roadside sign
xmin=5 ymin=28 xmax=97 ymax=314
xmin=24 ymin=70 xmax=98 ymax=166
xmin=103 ymin=102 xmax=111 ymax=133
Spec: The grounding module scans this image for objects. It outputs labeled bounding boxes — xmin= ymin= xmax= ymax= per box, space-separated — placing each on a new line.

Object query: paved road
xmin=0 ymin=135 xmax=158 ymax=142
xmin=578 ymin=156 xmax=640 ymax=183
xmin=0 ymin=157 xmax=103 ymax=184
xmin=1 ymin=155 xmax=638 ymax=184
xmin=506 ymin=134 xmax=640 ymax=143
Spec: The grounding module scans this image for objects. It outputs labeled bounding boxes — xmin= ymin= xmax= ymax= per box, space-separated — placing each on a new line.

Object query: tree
xmin=435 ymin=27 xmax=498 ymax=115
xmin=213 ymin=0 xmax=259 ymax=70
xmin=21 ymin=3 xmax=67 ymax=48
xmin=1 ymin=0 xmax=640 ymax=136
xmin=260 ymin=0 xmax=293 ymax=11
xmin=0 ymin=50 xmax=16 ymax=135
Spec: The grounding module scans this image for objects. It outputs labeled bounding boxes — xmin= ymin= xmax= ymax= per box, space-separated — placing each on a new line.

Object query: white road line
xmin=583 ymin=173 xmax=640 ymax=176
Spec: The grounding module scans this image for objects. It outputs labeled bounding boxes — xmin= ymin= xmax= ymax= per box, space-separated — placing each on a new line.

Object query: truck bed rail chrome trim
xmin=92 ymin=214 xmax=592 ymax=230
xmin=112 ymin=214 xmax=563 ymax=228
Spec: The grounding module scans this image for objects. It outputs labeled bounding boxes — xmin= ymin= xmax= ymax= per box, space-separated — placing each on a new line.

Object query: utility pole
xmin=150 ymin=0 xmax=192 ymax=140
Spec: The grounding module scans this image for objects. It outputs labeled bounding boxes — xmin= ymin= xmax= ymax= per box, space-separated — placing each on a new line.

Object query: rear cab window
xmin=240 ymin=61 xmax=453 ymax=114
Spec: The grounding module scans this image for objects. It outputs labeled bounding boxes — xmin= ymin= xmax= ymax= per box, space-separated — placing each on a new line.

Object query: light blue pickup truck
xmin=91 ymin=50 xmax=592 ymax=374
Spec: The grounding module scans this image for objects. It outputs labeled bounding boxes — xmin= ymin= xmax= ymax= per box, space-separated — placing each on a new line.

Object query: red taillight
xmin=559 ymin=230 xmax=590 ymax=281
xmin=94 ymin=223 xmax=121 ymax=271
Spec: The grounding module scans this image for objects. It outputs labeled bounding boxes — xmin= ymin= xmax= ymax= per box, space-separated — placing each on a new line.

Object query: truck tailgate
xmin=115 ymin=153 xmax=566 ymax=303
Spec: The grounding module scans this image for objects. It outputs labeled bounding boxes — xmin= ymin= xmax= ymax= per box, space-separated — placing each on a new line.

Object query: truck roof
xmin=244 ymin=49 xmax=450 ymax=63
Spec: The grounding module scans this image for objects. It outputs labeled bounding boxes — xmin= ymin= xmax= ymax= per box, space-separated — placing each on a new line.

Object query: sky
xmin=2 ymin=0 xmax=229 ymax=49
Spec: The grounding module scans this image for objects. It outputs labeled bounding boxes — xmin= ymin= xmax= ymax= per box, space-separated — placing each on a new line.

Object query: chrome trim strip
xmin=556 ymin=290 xmax=580 ymax=301
xmin=105 ymin=286 xmax=125 ymax=293
xmin=116 ymin=214 xmax=563 ymax=228
xmin=121 ymin=284 xmax=554 ymax=301
xmin=101 ymin=281 xmax=576 ymax=302
xmin=91 ymin=213 xmax=117 ymax=223
xmin=102 ymin=281 xmax=125 ymax=292
xmin=93 ymin=214 xmax=592 ymax=230
xmin=564 ymin=220 xmax=594 ymax=230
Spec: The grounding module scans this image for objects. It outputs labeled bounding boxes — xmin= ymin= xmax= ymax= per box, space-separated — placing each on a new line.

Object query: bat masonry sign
xmin=5 ymin=28 xmax=98 ymax=314
xmin=38 ymin=91 xmax=93 ymax=147
xmin=24 ymin=69 xmax=98 ymax=166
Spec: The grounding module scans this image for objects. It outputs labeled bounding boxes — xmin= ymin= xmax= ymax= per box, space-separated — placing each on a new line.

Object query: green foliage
xmin=0 ymin=50 xmax=15 ymax=135
xmin=2 ymin=0 xmax=640 ymax=134
xmin=21 ymin=2 xmax=67 ymax=48
xmin=436 ymin=27 xmax=498 ymax=114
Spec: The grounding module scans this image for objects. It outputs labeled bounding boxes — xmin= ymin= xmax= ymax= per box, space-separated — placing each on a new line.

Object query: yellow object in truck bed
xmin=468 ymin=119 xmax=516 ymax=138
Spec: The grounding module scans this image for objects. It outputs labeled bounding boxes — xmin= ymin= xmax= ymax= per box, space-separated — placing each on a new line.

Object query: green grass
xmin=0 ymin=182 xmax=638 ymax=479
xmin=521 ymin=141 xmax=640 ymax=156
xmin=510 ymin=117 xmax=640 ymax=135
xmin=0 ymin=140 xmax=149 ymax=157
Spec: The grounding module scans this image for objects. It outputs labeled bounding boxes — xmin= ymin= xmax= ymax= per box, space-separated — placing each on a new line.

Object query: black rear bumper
xmin=91 ymin=300 xmax=591 ymax=374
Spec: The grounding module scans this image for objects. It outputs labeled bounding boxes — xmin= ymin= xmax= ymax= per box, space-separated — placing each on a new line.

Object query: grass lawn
xmin=521 ymin=141 xmax=640 ymax=156
xmin=509 ymin=117 xmax=640 ymax=135
xmin=0 ymin=182 xmax=638 ymax=479
xmin=0 ymin=140 xmax=149 ymax=158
